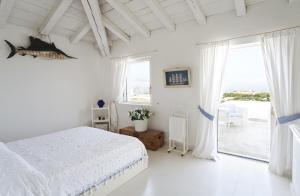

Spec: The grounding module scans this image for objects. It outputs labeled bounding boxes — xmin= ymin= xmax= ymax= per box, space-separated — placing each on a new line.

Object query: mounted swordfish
xmin=5 ymin=36 xmax=76 ymax=59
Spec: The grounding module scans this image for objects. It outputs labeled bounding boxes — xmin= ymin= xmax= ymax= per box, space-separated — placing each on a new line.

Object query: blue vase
xmin=97 ymin=100 xmax=105 ymax=108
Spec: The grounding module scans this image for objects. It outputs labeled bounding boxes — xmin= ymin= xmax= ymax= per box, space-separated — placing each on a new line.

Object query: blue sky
xmin=223 ymin=44 xmax=269 ymax=92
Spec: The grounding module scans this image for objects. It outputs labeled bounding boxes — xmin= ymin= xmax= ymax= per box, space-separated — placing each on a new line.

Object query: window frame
xmin=121 ymin=56 xmax=152 ymax=106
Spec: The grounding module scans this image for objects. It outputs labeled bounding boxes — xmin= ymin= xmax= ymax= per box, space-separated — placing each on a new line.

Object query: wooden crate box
xmin=119 ymin=127 xmax=164 ymax=151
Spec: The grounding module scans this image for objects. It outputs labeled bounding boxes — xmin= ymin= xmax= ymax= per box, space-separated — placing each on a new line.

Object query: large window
xmin=123 ymin=57 xmax=151 ymax=104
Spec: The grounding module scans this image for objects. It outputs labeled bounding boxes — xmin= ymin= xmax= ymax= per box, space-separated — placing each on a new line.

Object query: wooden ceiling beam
xmin=39 ymin=0 xmax=74 ymax=35
xmin=234 ymin=0 xmax=246 ymax=16
xmin=144 ymin=0 xmax=175 ymax=32
xmin=185 ymin=0 xmax=206 ymax=24
xmin=0 ymin=0 xmax=15 ymax=28
xmin=81 ymin=0 xmax=110 ymax=56
xmin=106 ymin=0 xmax=150 ymax=37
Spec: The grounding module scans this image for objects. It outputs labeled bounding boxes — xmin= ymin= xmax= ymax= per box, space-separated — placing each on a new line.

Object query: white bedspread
xmin=6 ymin=127 xmax=148 ymax=196
xmin=0 ymin=142 xmax=50 ymax=196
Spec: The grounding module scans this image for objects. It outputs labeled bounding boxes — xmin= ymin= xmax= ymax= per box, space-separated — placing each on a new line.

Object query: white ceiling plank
xmin=289 ymin=0 xmax=300 ymax=3
xmin=81 ymin=0 xmax=110 ymax=56
xmin=93 ymin=40 xmax=112 ymax=51
xmin=102 ymin=17 xmax=130 ymax=43
xmin=70 ymin=17 xmax=130 ymax=44
xmin=106 ymin=0 xmax=150 ymax=37
xmin=185 ymin=0 xmax=206 ymax=24
xmin=108 ymin=38 xmax=113 ymax=47
xmin=39 ymin=0 xmax=74 ymax=35
xmin=144 ymin=0 xmax=175 ymax=32
xmin=234 ymin=0 xmax=246 ymax=16
xmin=70 ymin=24 xmax=90 ymax=44
xmin=0 ymin=0 xmax=15 ymax=27
xmin=5 ymin=0 xmax=268 ymax=43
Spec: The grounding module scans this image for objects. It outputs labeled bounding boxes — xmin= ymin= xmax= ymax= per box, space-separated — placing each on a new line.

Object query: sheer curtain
xmin=261 ymin=28 xmax=299 ymax=177
xmin=193 ymin=41 xmax=229 ymax=160
xmin=110 ymin=58 xmax=127 ymax=132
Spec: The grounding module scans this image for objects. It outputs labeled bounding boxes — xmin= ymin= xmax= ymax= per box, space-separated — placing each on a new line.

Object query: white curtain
xmin=261 ymin=28 xmax=299 ymax=177
xmin=193 ymin=41 xmax=229 ymax=160
xmin=110 ymin=58 xmax=127 ymax=132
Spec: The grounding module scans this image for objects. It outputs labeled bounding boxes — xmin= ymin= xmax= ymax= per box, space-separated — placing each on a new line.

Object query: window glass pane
xmin=125 ymin=60 xmax=150 ymax=104
xmin=223 ymin=44 xmax=268 ymax=92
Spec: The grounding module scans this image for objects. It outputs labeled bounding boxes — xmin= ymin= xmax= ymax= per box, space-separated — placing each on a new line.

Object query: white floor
xmin=218 ymin=120 xmax=270 ymax=160
xmin=108 ymin=148 xmax=291 ymax=196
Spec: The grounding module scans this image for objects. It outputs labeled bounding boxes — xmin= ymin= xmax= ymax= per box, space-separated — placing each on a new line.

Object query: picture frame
xmin=163 ymin=67 xmax=191 ymax=88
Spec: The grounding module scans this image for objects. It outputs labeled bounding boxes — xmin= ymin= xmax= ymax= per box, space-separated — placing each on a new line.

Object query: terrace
xmin=217 ymin=93 xmax=271 ymax=161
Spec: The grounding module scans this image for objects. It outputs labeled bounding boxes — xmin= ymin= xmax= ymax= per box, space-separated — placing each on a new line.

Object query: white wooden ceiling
xmin=1 ymin=0 xmax=266 ymax=56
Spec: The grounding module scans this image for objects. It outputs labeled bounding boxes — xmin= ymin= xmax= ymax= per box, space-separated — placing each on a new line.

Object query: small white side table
xmin=92 ymin=105 xmax=111 ymax=131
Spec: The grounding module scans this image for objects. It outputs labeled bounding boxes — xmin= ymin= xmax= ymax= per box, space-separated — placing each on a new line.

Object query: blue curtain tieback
xmin=278 ymin=113 xmax=300 ymax=124
xmin=198 ymin=106 xmax=214 ymax=121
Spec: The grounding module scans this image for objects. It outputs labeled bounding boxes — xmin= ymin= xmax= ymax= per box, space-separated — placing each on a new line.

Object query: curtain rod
xmin=196 ymin=25 xmax=300 ymax=46
xmin=110 ymin=50 xmax=158 ymax=59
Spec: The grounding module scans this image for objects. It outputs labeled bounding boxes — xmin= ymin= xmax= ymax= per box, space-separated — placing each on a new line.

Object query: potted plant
xmin=128 ymin=108 xmax=153 ymax=132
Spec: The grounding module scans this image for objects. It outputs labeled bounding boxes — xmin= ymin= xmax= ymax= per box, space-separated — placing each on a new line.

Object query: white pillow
xmin=0 ymin=142 xmax=50 ymax=196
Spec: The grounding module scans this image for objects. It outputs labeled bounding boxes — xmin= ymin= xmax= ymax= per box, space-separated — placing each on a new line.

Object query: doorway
xmin=217 ymin=43 xmax=271 ymax=162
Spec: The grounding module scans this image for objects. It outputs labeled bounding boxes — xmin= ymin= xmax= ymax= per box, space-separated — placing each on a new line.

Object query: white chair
xmin=218 ymin=106 xmax=231 ymax=126
xmin=220 ymin=103 xmax=248 ymax=127
xmin=168 ymin=110 xmax=188 ymax=156
xmin=228 ymin=106 xmax=248 ymax=126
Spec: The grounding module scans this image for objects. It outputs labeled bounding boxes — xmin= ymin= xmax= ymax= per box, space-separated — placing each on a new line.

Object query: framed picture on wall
xmin=163 ymin=67 xmax=191 ymax=87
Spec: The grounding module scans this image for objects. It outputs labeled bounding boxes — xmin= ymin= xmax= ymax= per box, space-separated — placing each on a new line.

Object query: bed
xmin=0 ymin=127 xmax=148 ymax=196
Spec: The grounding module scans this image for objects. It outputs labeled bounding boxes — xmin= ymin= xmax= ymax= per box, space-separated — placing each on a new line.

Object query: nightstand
xmin=92 ymin=105 xmax=111 ymax=131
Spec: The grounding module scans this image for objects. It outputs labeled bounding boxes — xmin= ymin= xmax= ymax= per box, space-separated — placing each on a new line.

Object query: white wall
xmin=102 ymin=0 xmax=300 ymax=146
xmin=0 ymin=24 xmax=106 ymax=142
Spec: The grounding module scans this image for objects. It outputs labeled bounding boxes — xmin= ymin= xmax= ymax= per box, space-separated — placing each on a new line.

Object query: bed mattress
xmin=6 ymin=127 xmax=148 ymax=196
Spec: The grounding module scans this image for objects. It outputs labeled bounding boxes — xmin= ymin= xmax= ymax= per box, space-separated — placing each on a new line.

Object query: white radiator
xmin=290 ymin=123 xmax=300 ymax=196
xmin=168 ymin=115 xmax=188 ymax=156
